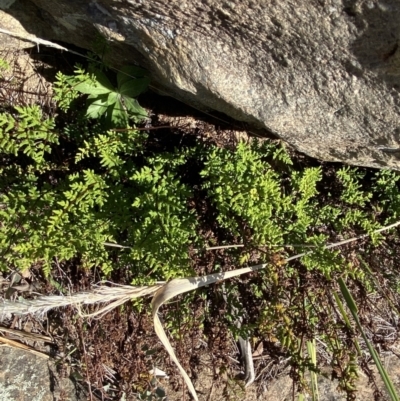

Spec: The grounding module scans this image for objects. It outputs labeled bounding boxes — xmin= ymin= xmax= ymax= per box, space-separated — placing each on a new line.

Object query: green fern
xmin=0 ymin=105 xmax=57 ymax=167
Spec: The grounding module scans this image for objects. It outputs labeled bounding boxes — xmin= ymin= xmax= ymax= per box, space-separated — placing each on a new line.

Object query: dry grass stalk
xmin=0 ymin=284 xmax=162 ymax=319
xmin=151 ymin=265 xmax=267 ymax=401
xmin=0 ymin=326 xmax=52 ymax=342
xmin=0 ymin=335 xmax=49 ymax=358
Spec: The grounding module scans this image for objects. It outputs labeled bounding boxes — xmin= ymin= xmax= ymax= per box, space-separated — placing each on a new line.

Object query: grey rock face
xmin=2 ymin=0 xmax=400 ymax=169
xmin=0 ymin=347 xmax=81 ymax=401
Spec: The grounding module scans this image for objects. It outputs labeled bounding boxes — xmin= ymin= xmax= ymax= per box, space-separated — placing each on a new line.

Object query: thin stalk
xmin=338 ymin=278 xmax=400 ymax=401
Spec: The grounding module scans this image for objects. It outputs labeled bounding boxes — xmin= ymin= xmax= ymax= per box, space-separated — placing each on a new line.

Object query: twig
xmin=255 ymin=360 xmax=275 ymax=381
xmin=104 ymin=242 xmax=318 ymax=251
xmin=78 ymin=318 xmax=93 ymax=401
xmin=112 ymin=126 xmax=172 ymax=131
xmin=0 ymin=326 xmax=52 ymax=342
xmin=204 ymin=244 xmax=244 ymax=250
xmin=0 ymin=28 xmax=69 ymax=51
xmin=103 ymin=242 xmax=131 ymax=249
xmin=0 ymin=335 xmax=49 ymax=358
xmin=286 ymin=220 xmax=400 ymax=263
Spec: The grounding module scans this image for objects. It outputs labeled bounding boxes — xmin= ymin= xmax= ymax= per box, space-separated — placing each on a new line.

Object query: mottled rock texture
xmin=1 ymin=0 xmax=400 ymax=169
xmin=0 ymin=347 xmax=81 ymax=401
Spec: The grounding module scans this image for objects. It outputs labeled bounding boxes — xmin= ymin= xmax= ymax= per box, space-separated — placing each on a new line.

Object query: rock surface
xmin=0 ymin=347 xmax=82 ymax=401
xmin=1 ymin=0 xmax=400 ymax=168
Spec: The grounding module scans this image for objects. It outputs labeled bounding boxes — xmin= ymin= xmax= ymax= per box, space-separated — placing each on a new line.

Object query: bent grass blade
xmin=338 ymin=278 xmax=400 ymax=401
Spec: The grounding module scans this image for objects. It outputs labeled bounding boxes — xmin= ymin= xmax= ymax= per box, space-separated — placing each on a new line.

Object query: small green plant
xmin=54 ymin=65 xmax=149 ymax=126
xmin=0 ymin=104 xmax=57 ymax=167
xmin=201 ymin=141 xmax=291 ymax=246
xmin=201 ymin=141 xmax=346 ymax=277
xmin=372 ymin=169 xmax=400 ymax=222
xmin=0 ymin=57 xmax=9 ymax=78
xmin=0 ymin=64 xmax=197 ymax=281
xmin=335 ymin=167 xmax=382 ymax=243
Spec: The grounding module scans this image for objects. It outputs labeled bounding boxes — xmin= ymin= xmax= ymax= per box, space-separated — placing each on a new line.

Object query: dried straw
xmin=0 ymin=284 xmax=161 ymax=320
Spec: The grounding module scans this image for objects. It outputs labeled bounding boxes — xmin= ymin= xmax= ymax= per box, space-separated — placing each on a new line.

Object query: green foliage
xmin=201 ymin=141 xmax=345 ymax=276
xmin=199 ymin=139 xmax=400 ymax=397
xmin=0 ymin=105 xmax=57 ymax=167
xmin=54 ymin=65 xmax=149 ymax=126
xmin=372 ymin=169 xmax=400 ymax=222
xmin=201 ymin=141 xmax=291 ymax=246
xmin=334 ymin=167 xmax=383 ymax=243
xmin=337 ymin=167 xmax=371 ymax=207
xmin=199 ymin=140 xmax=400 ymax=278
xmin=0 ymin=69 xmax=197 ymax=281
xmin=128 ymin=153 xmax=198 ymax=282
xmin=74 ymin=127 xmax=198 ymax=282
xmin=3 ymin=55 xmax=400 ymax=400
xmin=0 ymin=57 xmax=9 ymax=78
xmin=2 ymin=90 xmax=399 ymax=284
xmin=0 ymin=165 xmax=112 ymax=273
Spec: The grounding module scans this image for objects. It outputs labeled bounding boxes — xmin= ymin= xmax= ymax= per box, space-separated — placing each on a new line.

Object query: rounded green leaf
xmin=86 ymin=95 xmax=109 ymax=119
xmin=75 ymin=69 xmax=114 ymax=95
xmin=117 ymin=65 xmax=149 ymax=87
xmin=107 ymin=91 xmax=120 ymax=105
xmin=119 ymin=77 xmax=150 ymax=98
xmin=110 ymin=99 xmax=129 ymax=127
xmin=124 ymin=97 xmax=148 ymax=119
